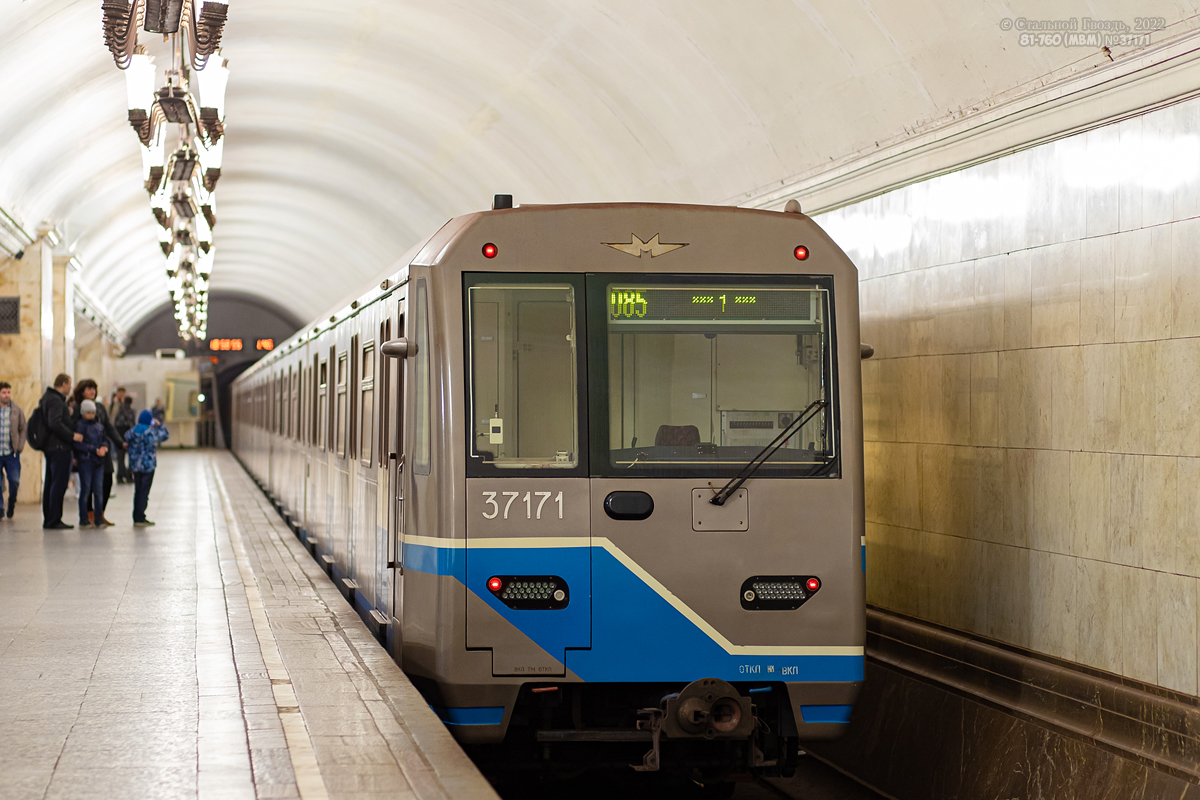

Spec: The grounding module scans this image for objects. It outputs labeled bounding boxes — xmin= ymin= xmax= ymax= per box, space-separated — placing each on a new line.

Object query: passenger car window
xmin=317 ymin=359 xmax=328 ymax=450
xmin=336 ymin=353 xmax=347 ymax=457
xmin=360 ymin=342 xmax=374 ymax=464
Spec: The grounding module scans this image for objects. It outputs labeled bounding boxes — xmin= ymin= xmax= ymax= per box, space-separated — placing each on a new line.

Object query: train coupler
xmin=630 ymin=678 xmax=757 ymax=772
xmin=663 ymin=678 xmax=754 ymax=739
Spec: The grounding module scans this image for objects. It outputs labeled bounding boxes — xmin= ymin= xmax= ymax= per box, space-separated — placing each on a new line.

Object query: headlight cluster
xmin=740 ymin=575 xmax=820 ymax=610
xmin=487 ymin=575 xmax=569 ymax=610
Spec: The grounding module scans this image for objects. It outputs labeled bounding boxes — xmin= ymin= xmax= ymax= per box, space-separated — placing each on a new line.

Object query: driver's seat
xmin=654 ymin=425 xmax=701 ymax=447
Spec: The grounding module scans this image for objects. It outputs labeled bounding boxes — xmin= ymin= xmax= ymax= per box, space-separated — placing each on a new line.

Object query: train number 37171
xmin=482 ymin=491 xmax=565 ymax=520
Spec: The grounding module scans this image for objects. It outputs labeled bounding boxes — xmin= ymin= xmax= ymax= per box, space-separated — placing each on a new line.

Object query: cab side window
xmin=413 ymin=280 xmax=431 ymax=476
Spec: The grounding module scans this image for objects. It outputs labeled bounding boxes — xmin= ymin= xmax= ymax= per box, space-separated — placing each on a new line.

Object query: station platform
xmin=0 ymin=450 xmax=498 ymax=800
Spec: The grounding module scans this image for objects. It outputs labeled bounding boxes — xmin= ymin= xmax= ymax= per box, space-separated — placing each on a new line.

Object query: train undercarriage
xmin=463 ymin=678 xmax=803 ymax=788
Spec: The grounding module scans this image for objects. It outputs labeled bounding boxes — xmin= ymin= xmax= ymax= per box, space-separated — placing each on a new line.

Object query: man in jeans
xmin=0 ymin=381 xmax=27 ymax=519
xmin=40 ymin=374 xmax=81 ymax=529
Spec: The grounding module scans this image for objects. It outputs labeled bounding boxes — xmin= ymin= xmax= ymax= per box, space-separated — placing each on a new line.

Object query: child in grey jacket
xmin=73 ymin=400 xmax=109 ymax=529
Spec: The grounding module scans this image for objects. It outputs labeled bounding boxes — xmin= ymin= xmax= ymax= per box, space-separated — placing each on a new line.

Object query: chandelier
xmin=103 ymin=0 xmax=229 ymax=342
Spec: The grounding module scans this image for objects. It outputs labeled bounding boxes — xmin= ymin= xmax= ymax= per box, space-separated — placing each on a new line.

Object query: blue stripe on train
xmin=404 ymin=542 xmax=863 ymax=685
xmin=404 ymin=542 xmax=466 ymax=582
xmin=432 ymin=705 xmax=505 ymax=725
xmin=800 ymin=704 xmax=854 ymax=724
xmin=568 ymin=547 xmax=861 ymax=683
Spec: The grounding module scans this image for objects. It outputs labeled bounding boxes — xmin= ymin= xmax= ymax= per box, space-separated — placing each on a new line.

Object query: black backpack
xmin=26 ymin=404 xmax=50 ymax=451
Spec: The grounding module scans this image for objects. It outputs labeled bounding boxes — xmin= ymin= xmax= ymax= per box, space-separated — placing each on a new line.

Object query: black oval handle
xmin=604 ymin=491 xmax=654 ymax=521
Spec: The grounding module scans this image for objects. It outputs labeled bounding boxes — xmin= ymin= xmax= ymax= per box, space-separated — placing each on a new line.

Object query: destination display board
xmin=607 ymin=286 xmax=820 ymax=323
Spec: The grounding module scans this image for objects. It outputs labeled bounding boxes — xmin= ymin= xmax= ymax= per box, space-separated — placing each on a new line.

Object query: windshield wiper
xmin=709 ymin=399 xmax=828 ymax=506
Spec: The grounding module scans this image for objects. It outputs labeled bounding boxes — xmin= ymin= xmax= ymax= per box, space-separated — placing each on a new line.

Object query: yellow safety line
xmin=212 ymin=460 xmax=330 ymax=800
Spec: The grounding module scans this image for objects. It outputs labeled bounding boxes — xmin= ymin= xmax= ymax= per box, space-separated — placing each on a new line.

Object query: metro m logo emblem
xmin=602 ymin=233 xmax=688 ymax=258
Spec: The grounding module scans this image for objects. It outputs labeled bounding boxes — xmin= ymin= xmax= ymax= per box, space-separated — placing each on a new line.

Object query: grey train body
xmin=232 ymin=203 xmax=866 ymax=774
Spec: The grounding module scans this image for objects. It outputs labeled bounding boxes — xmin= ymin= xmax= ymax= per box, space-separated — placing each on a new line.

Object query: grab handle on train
xmin=381 ymin=338 xmax=419 ymax=359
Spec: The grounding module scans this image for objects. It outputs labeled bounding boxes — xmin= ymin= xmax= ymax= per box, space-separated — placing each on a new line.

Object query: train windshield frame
xmin=585 ymin=273 xmax=840 ymax=479
xmin=463 ymin=273 xmax=591 ymax=478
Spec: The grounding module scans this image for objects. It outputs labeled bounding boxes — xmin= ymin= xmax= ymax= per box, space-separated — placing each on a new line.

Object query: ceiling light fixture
xmin=171 ymin=194 xmax=197 ymax=218
xmin=103 ymin=0 xmax=230 ymax=343
xmin=169 ymin=150 xmax=197 ymax=181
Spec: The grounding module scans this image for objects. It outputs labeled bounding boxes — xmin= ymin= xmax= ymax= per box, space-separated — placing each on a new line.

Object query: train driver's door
xmin=383 ymin=298 xmax=408 ymax=655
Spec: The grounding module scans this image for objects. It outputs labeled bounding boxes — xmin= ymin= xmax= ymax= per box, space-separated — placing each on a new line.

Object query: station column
xmin=0 ymin=229 xmax=78 ymax=505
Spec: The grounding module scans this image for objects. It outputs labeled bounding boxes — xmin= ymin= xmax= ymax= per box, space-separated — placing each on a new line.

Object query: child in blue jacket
xmin=124 ymin=410 xmax=168 ymax=526
xmin=73 ymin=400 xmax=109 ymax=529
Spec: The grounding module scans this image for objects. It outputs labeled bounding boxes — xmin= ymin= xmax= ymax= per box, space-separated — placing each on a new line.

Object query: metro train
xmin=231 ymin=199 xmax=867 ymax=783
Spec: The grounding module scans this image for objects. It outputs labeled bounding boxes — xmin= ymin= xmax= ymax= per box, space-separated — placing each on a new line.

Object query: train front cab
xmin=404 ymin=205 xmax=866 ymax=773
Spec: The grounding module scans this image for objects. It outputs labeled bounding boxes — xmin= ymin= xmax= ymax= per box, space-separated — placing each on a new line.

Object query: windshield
xmin=592 ymin=277 xmax=837 ymax=477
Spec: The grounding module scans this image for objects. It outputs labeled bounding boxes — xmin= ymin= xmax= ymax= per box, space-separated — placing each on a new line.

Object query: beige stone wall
xmin=74 ymin=318 xmax=120 ymax=399
xmin=0 ymin=251 xmax=45 ymax=502
xmin=112 ymin=356 xmax=202 ymax=446
xmin=820 ymin=100 xmax=1200 ymax=695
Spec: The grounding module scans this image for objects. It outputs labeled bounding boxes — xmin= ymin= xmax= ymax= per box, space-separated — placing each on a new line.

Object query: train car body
xmin=232 ymin=202 xmax=866 ymax=778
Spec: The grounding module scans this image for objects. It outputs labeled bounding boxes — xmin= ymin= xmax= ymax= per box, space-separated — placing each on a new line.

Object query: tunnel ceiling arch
xmin=1 ymin=0 xmax=1192 ymax=333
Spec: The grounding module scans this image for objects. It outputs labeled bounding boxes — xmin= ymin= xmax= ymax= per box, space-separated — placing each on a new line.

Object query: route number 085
xmin=482 ymin=491 xmax=564 ymax=520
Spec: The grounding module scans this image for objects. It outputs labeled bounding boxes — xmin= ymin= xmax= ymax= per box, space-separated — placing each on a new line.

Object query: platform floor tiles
xmin=0 ymin=450 xmax=497 ymax=800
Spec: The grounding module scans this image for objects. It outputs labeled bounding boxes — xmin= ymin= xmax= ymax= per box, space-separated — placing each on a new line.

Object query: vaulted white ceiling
xmin=1 ymin=0 xmax=1195 ymax=334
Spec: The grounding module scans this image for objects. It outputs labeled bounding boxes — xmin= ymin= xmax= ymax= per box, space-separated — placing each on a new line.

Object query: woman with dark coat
xmin=71 ymin=379 xmax=124 ymax=526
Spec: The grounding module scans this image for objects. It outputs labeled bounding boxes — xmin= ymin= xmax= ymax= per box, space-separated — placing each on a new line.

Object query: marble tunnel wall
xmin=820 ymin=96 xmax=1200 ymax=696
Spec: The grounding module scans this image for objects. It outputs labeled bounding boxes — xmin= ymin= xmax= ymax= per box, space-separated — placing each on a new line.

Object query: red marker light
xmin=806 ymin=578 xmax=820 ymax=592
xmin=794 ymin=245 xmax=809 ymax=261
xmin=487 ymin=577 xmax=503 ymax=592
xmin=482 ymin=243 xmax=498 ymax=258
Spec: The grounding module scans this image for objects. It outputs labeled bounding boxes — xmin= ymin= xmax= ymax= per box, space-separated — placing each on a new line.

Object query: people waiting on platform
xmin=73 ymin=400 xmax=109 ymax=530
xmin=71 ymin=379 xmax=123 ymax=526
xmin=107 ymin=386 xmax=126 ymax=419
xmin=125 ymin=410 xmax=168 ymax=527
xmin=151 ymin=398 xmax=166 ymax=425
xmin=113 ymin=395 xmax=136 ymax=484
xmin=39 ymin=374 xmax=80 ymax=530
xmin=0 ymin=381 xmax=26 ymax=520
